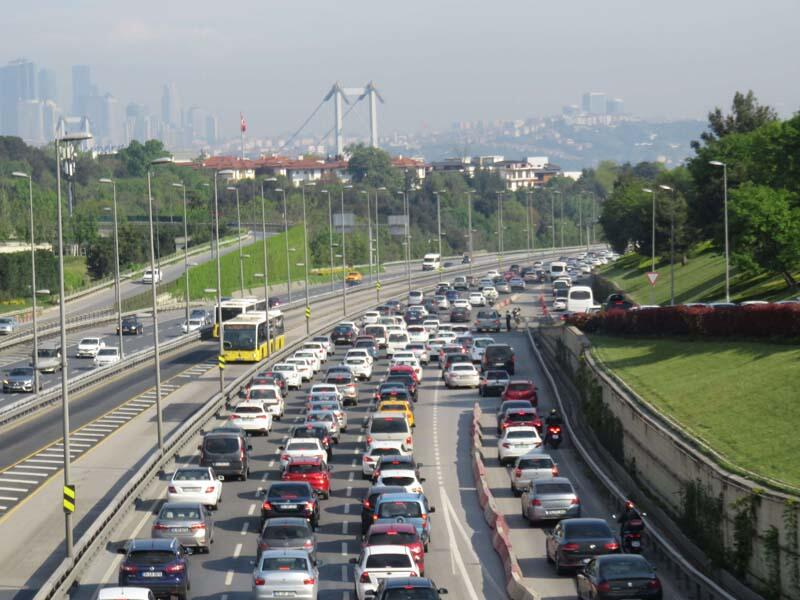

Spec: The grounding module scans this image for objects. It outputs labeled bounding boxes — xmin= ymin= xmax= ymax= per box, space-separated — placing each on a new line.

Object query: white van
xmin=549 ymin=261 xmax=567 ymax=280
xmin=566 ymin=285 xmax=596 ymax=313
xmin=422 ymin=253 xmax=441 ymax=271
xmin=386 ymin=331 xmax=410 ymax=357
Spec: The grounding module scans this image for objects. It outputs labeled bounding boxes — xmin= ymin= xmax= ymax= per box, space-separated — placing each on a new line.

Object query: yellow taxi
xmin=345 ymin=271 xmax=363 ymax=284
xmin=377 ymin=399 xmax=415 ymax=427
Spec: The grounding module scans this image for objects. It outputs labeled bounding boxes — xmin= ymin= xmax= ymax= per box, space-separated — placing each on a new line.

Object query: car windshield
xmin=519 ymin=458 xmax=552 ymax=469
xmin=507 ymin=412 xmax=535 ymax=422
xmin=259 ymin=557 xmax=308 ymax=572
xmin=600 ymin=558 xmax=654 ymax=579
xmin=475 ymin=339 xmax=494 ymax=348
xmin=366 ymin=553 xmax=413 ymax=569
xmin=369 ymin=531 xmax=417 ymax=545
xmin=487 ymin=370 xmax=509 ymax=380
xmin=452 ymin=365 xmax=474 ymax=372
xmin=507 ymin=430 xmax=537 ymax=439
xmin=287 ymin=463 xmax=322 ymax=474
xmin=223 ymin=324 xmax=256 ymax=350
xmin=564 ymin=521 xmax=612 ymax=538
xmin=382 ymin=476 xmax=415 ymax=486
xmin=174 ymin=469 xmax=210 ymax=481
xmin=80 ymin=338 xmax=99 ymax=345
xmin=204 ymin=437 xmax=240 ymax=453
xmin=508 ymin=383 xmax=533 ymax=391
xmin=263 ymin=525 xmax=311 ymax=540
xmin=388 ymin=334 xmax=408 ymax=342
xmin=97 ymin=349 xmax=117 ymax=356
xmin=535 ymin=483 xmax=573 ymax=495
xmin=288 ymin=442 xmax=318 ymax=451
xmin=383 ymin=588 xmax=439 ymax=600
xmin=249 ymin=388 xmax=277 ymax=399
xmin=334 ymin=326 xmax=351 ymax=334
xmin=38 ymin=348 xmax=59 ymax=357
xmin=269 ymin=484 xmax=310 ymax=499
xmin=234 ymin=406 xmax=262 ymax=414
xmin=371 ymin=418 xmax=408 ymax=433
xmin=159 ymin=506 xmax=201 ymax=520
xmin=378 ymin=501 xmax=422 ymax=518
xmin=129 ymin=550 xmax=176 ymax=564
xmin=274 ymin=365 xmax=295 ymax=373
xmin=9 ymin=368 xmax=33 ymax=377
xmin=371 ymin=447 xmax=402 ymax=457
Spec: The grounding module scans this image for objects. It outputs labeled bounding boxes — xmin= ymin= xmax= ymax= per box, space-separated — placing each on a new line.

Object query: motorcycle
xmin=544 ymin=424 xmax=563 ymax=449
xmin=512 ymin=307 xmax=522 ymax=325
xmin=612 ymin=511 xmax=646 ymax=553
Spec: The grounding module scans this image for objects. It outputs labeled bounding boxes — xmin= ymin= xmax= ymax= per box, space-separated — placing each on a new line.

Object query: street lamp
xmin=374 ymin=186 xmax=386 ymax=301
xmin=99 ymin=178 xmax=124 ymax=358
xmin=301 ymin=182 xmax=315 ymax=334
xmin=550 ymin=191 xmax=557 ymax=249
xmin=55 ymin=130 xmax=92 ymax=558
xmin=709 ymin=161 xmax=731 ymax=303
xmin=213 ymin=170 xmax=234 ymax=393
xmin=226 ymin=186 xmax=245 ymax=296
xmin=11 ymin=171 xmax=40 ymax=392
xmin=398 ymin=190 xmax=412 ymax=292
xmin=659 ymin=184 xmax=676 ymax=306
xmin=321 ymin=189 xmax=335 ymax=292
xmin=171 ymin=182 xmax=191 ymax=326
xmin=465 ymin=190 xmax=474 ymax=275
xmin=274 ymin=188 xmax=292 ymax=302
xmin=433 ymin=191 xmax=444 ymax=280
xmin=259 ymin=178 xmax=277 ymax=353
xmin=341 ymin=185 xmax=352 ymax=314
xmin=642 ymin=188 xmax=657 ymax=306
xmin=360 ymin=190 xmax=373 ymax=283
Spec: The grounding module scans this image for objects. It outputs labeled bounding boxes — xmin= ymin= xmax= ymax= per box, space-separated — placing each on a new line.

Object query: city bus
xmin=221 ymin=310 xmax=286 ymax=362
xmin=212 ymin=298 xmax=266 ymax=338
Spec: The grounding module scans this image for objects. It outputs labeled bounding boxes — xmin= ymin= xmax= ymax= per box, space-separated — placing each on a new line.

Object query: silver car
xmin=2 ymin=366 xmax=37 ymax=393
xmin=511 ymin=453 xmax=558 ymax=495
xmin=252 ymin=549 xmax=319 ymax=600
xmin=0 ymin=317 xmax=17 ymax=335
xmin=307 ymin=400 xmax=347 ymax=432
xmin=521 ymin=477 xmax=581 ymax=524
xmin=257 ymin=517 xmax=317 ymax=563
xmin=151 ymin=502 xmax=214 ymax=552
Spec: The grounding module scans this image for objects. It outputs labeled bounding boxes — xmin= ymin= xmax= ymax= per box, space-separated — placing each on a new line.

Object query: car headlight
xmin=2 ymin=380 xmax=8 ymax=384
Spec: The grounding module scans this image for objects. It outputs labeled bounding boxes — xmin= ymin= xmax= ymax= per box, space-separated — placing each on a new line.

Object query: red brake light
xmin=551 ymin=466 xmax=559 ymax=476
xmin=571 ymin=497 xmax=580 ymax=505
xmin=190 ymin=523 xmax=206 ymax=530
xmin=303 ymin=578 xmax=316 ymax=585
xmin=647 ymin=579 xmax=661 ymax=590
xmin=121 ymin=564 xmax=137 ymax=573
xmin=262 ymin=501 xmax=273 ymax=510
xmin=168 ymin=486 xmax=177 ymax=493
xmin=597 ymin=582 xmax=611 ymax=592
xmin=514 ymin=468 xmax=522 ymax=477
xmin=531 ymin=498 xmax=542 ymax=506
xmin=165 ymin=562 xmax=185 ymax=573
xmin=254 ymin=577 xmax=266 ymax=585
xmin=562 ymin=543 xmax=580 ymax=551
xmin=604 ymin=541 xmax=619 ymax=551
xmin=360 ymin=572 xmax=371 ymax=583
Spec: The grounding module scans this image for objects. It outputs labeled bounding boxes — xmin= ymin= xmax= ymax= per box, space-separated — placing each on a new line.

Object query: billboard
xmin=334 ymin=212 xmax=356 ymax=233
xmin=388 ymin=215 xmax=408 ymax=236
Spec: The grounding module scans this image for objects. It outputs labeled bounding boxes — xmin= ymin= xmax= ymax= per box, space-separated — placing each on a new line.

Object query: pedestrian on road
xmin=506 ymin=311 xmax=512 ymax=331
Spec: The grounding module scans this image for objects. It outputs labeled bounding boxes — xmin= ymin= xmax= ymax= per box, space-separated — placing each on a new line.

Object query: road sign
xmin=646 ymin=271 xmax=659 ymax=286
xmin=375 ymin=281 xmax=382 ymax=290
xmin=305 ymin=306 xmax=311 ymax=319
xmin=218 ymin=355 xmax=226 ymax=370
xmin=63 ymin=484 xmax=75 ymax=513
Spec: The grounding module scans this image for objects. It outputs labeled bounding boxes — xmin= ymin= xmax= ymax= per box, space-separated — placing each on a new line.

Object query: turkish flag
xmin=240 ymin=113 xmax=247 ymax=133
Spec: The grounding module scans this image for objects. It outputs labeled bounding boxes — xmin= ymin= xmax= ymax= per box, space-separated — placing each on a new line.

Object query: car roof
xmin=259 ymin=549 xmax=311 ymax=559
xmin=127 ymin=538 xmax=177 ymax=551
xmin=532 ymin=476 xmax=572 ymax=487
xmin=382 ymin=577 xmax=436 ymax=589
xmin=262 ymin=517 xmax=311 ymax=527
xmin=367 ymin=521 xmax=417 ymax=534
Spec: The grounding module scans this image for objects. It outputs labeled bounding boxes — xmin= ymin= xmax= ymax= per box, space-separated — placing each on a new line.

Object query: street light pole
xmin=55 ymin=131 xmax=92 ymax=558
xmin=434 ymin=191 xmax=443 ymax=281
xmin=659 ymin=185 xmax=676 ymax=306
xmin=213 ymin=170 xmax=229 ymax=393
xmin=399 ymin=190 xmax=411 ymax=292
xmin=526 ymin=191 xmax=532 ymax=260
xmin=301 ymin=184 xmax=313 ymax=334
xmin=709 ymin=161 xmax=730 ymax=303
xmin=226 ymin=186 xmax=244 ymax=296
xmin=551 ymin=191 xmax=557 ymax=249
xmin=374 ymin=187 xmax=386 ymax=301
xmin=321 ymin=189 xmax=335 ymax=292
xmin=275 ymin=188 xmax=291 ymax=302
xmin=171 ymin=182 xmax=190 ymax=326
xmin=99 ymin=178 xmax=124 ymax=358
xmin=341 ymin=186 xmax=352 ymax=314
xmin=642 ymin=188 xmax=656 ymax=306
xmin=259 ymin=180 xmax=273 ymax=353
xmin=466 ymin=190 xmax=474 ymax=276
xmin=559 ymin=191 xmax=564 ymax=249
xmin=361 ymin=190 xmax=373 ymax=284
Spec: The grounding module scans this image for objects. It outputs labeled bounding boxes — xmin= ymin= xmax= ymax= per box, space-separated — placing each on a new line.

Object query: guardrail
xmin=527 ymin=325 xmax=738 ymax=600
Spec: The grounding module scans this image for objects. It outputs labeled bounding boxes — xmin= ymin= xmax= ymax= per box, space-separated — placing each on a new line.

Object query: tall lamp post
xmin=359 ymin=190 xmax=373 ymax=283
xmin=171 ymin=182 xmax=190 ymax=326
xmin=321 ymin=189 xmax=335 ymax=292
xmin=55 ymin=131 xmax=92 ymax=558
xmin=659 ymin=185 xmax=676 ymax=306
xmin=374 ymin=186 xmax=386 ymax=300
xmin=301 ymin=183 xmax=315 ymax=334
xmin=274 ymin=188 xmax=291 ymax=302
xmin=709 ymin=160 xmax=731 ymax=303
xmin=226 ymin=186 xmax=245 ymax=296
xmin=341 ymin=185 xmax=352 ymax=314
xmin=11 ymin=171 xmax=41 ymax=392
xmin=550 ymin=191 xmax=557 ymax=249
xmin=525 ymin=191 xmax=533 ymax=260
xmin=433 ymin=191 xmax=444 ymax=280
xmin=642 ymin=187 xmax=657 ymax=306
xmin=397 ymin=190 xmax=412 ymax=292
xmin=466 ymin=190 xmax=474 ymax=275
xmin=99 ymin=178 xmax=124 ymax=358
xmin=257 ymin=177 xmax=277 ymax=353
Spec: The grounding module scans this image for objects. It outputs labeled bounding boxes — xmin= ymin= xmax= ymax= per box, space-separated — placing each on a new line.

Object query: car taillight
xmin=363 ymin=455 xmax=374 ymax=463
xmin=571 ymin=497 xmax=580 ymax=505
xmin=363 ymin=499 xmax=371 ymax=509
xmin=281 ymin=454 xmax=289 ymax=461
xmin=305 ymin=501 xmax=315 ymax=510
xmin=647 ymin=578 xmax=661 ymax=590
xmin=303 ymin=540 xmax=314 ymax=549
xmin=262 ymin=501 xmax=272 ymax=511
xmin=405 ymin=436 xmax=412 ymax=446
xmin=596 ymin=582 xmax=611 ymax=593
xmin=190 ymin=523 xmax=206 ymax=530
xmin=494 ymin=320 xmax=499 ymax=325
xmin=254 ymin=577 xmax=266 ymax=585
xmin=551 ymin=466 xmax=559 ymax=476
xmin=152 ymin=523 xmax=169 ymax=530
xmin=228 ymin=415 xmax=237 ymax=420
xmin=562 ymin=543 xmax=580 ymax=552
xmin=514 ymin=468 xmax=522 ymax=477
xmin=531 ymin=498 xmax=542 ymax=506
xmin=121 ymin=564 xmax=137 ymax=574
xmin=168 ymin=486 xmax=177 ymax=493
xmin=360 ymin=572 xmax=371 ymax=583
xmin=501 ymin=442 xmax=510 ymax=448
xmin=366 ymin=436 xmax=373 ymax=445
xmin=604 ymin=541 xmax=619 ymax=551
xmin=303 ymin=578 xmax=316 ymax=585
xmin=165 ymin=562 xmax=185 ymax=573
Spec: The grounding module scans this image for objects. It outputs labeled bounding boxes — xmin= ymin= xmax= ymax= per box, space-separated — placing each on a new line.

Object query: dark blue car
xmin=445 ymin=290 xmax=459 ymax=302
xmin=118 ymin=538 xmax=190 ymax=599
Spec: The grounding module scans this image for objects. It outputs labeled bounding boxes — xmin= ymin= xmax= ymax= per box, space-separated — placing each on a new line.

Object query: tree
xmin=691 ymin=90 xmax=778 ymax=150
xmin=729 ymin=183 xmax=800 ymax=288
xmin=86 ymin=238 xmax=114 ymax=279
xmin=114 ymin=139 xmax=170 ymax=178
xmin=346 ymin=144 xmax=402 ymax=189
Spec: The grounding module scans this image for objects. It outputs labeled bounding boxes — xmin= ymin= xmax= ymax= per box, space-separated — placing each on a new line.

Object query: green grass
xmin=63 ymin=256 xmax=89 ymax=292
xmin=590 ymin=334 xmax=800 ymax=490
xmin=597 ymin=242 xmax=800 ymax=305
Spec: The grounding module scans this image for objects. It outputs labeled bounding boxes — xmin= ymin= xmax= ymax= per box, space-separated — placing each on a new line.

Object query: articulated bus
xmin=212 ymin=298 xmax=266 ymax=338
xmin=221 ymin=310 xmax=286 ymax=362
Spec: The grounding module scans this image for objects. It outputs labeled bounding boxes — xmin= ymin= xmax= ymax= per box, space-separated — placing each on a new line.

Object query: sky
xmin=2 ymin=0 xmax=799 ymax=138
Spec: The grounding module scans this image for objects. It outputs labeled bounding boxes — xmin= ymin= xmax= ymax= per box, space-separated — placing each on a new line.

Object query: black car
xmin=118 ymin=316 xmax=144 ymax=335
xmin=461 ymin=254 xmax=471 ymax=264
xmin=605 ymin=293 xmax=636 ymax=311
xmin=361 ymin=484 xmax=406 ymax=534
xmin=330 ymin=324 xmax=357 ymax=345
xmin=375 ymin=577 xmax=448 ymax=599
xmin=404 ymin=310 xmax=425 ymax=326
xmin=449 ymin=307 xmax=471 ymax=323
xmin=261 ymin=482 xmax=320 ymax=530
xmin=199 ymin=429 xmax=251 ymax=481
xmin=290 ymin=423 xmax=333 ymax=459
xmin=510 ymin=264 xmax=520 ymax=274
xmin=577 ymin=554 xmax=662 ymax=600
xmin=481 ymin=344 xmax=515 ymax=374
xmin=268 ymin=296 xmax=282 ymax=308
xmin=117 ymin=538 xmax=189 ymax=600
xmin=384 ymin=373 xmax=418 ymax=402
xmin=545 ymin=518 xmax=620 ymax=574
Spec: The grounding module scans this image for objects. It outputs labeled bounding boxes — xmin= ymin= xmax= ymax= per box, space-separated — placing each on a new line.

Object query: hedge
xmin=0 ymin=250 xmax=58 ymax=301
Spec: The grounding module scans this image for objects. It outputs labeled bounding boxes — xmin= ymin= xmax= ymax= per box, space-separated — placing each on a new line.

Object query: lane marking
xmin=224 ymin=569 xmax=234 ymax=586
xmin=341 ymin=542 xmax=348 ymax=556
xmin=233 ymin=543 xmax=242 ymax=558
xmin=342 ymin=521 xmax=348 ymax=534
xmin=248 ymin=503 xmax=256 ymax=516
xmin=240 ymin=521 xmax=249 ymax=535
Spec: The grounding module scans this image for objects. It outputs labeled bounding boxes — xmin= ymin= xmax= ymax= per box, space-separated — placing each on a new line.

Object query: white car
xmin=479 ymin=278 xmax=495 ymax=289
xmin=346 ymin=348 xmax=374 ymax=366
xmin=181 ymin=319 xmax=205 ymax=334
xmin=386 ymin=331 xmax=410 ymax=357
xmin=351 ymin=545 xmax=420 ymax=600
xmin=363 ymin=311 xmax=380 ymax=325
xmin=279 ymin=438 xmax=327 ymax=470
xmin=301 ymin=341 xmax=328 ymax=363
xmin=470 ymin=337 xmax=495 ymax=363
xmin=437 ymin=330 xmax=457 ymax=343
xmin=434 ymin=295 xmax=449 ymax=310
xmin=406 ymin=326 xmax=429 ymax=344
xmin=391 ymin=357 xmax=423 ymax=382
xmin=391 ymin=350 xmax=417 ymax=363
xmin=229 ymin=400 xmax=273 ymax=435
xmin=247 ymin=384 xmax=285 ymax=419
xmin=167 ymin=466 xmax=222 ymax=509
xmin=421 ymin=319 xmax=440 ymax=334
xmin=361 ymin=441 xmax=409 ymax=478
xmin=552 ymin=297 xmax=567 ymax=311
xmin=404 ymin=343 xmax=430 ymax=365
xmin=498 ymin=426 xmax=543 ymax=466
xmin=308 ymin=383 xmax=343 ymax=402
xmin=444 ymin=363 xmax=480 ymax=388
xmin=285 ymin=357 xmax=314 ymax=381
xmin=305 ymin=410 xmax=341 ymax=443
xmin=76 ymin=337 xmax=105 ymax=358
xmin=93 ymin=347 xmax=120 ymax=367
xmin=272 ymin=363 xmax=302 ymax=390
xmin=308 ymin=399 xmax=348 ymax=432
xmin=468 ymin=292 xmax=486 ymax=307
xmin=293 ymin=350 xmax=321 ymax=373
xmin=311 ymin=335 xmax=333 ymax=356
xmin=486 ymin=270 xmax=501 ymax=279
xmin=427 ymin=338 xmax=447 ymax=358
xmin=343 ymin=356 xmax=373 ymax=381
xmin=375 ymin=469 xmax=425 ymax=495
xmin=452 ymin=298 xmax=471 ymax=309
xmin=408 ymin=291 xmax=424 ymax=305
xmin=142 ymin=267 xmax=163 ymax=284
xmin=481 ymin=287 xmax=499 ymax=302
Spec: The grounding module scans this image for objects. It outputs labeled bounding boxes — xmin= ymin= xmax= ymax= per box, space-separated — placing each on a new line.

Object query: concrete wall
xmin=539 ymin=324 xmax=800 ymax=599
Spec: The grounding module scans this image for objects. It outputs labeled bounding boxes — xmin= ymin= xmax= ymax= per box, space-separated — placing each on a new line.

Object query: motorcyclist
xmin=545 ymin=408 xmax=563 ymax=429
xmin=617 ymin=500 xmax=642 ymax=535
xmin=505 ymin=311 xmax=512 ymax=331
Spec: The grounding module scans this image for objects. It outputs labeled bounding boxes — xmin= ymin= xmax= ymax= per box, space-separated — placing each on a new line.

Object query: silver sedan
xmin=253 ymin=549 xmax=319 ymax=599
xmin=151 ymin=502 xmax=214 ymax=552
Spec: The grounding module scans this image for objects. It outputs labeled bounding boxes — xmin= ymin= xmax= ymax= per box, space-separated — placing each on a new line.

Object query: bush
xmin=566 ymin=304 xmax=800 ymax=338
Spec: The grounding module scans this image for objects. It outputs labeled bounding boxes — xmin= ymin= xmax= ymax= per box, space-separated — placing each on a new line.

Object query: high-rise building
xmin=581 ymin=92 xmax=607 ymax=115
xmin=607 ymin=98 xmax=625 ymax=115
xmin=42 ymin=100 xmax=60 ymax=140
xmin=72 ymin=65 xmax=93 ymax=116
xmin=161 ymin=83 xmax=181 ymax=127
xmin=0 ymin=59 xmax=37 ymax=135
xmin=17 ymin=99 xmax=44 ymax=143
xmin=38 ymin=68 xmax=57 ymax=102
xmin=206 ymin=115 xmax=218 ymax=145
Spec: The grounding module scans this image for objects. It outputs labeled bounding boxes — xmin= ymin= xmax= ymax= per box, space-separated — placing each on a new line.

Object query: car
xmin=346 ymin=271 xmax=364 ymax=285
xmin=577 ymin=554 xmax=663 ymax=600
xmin=117 ymin=538 xmax=190 ymax=599
xmin=0 ymin=317 xmax=17 ymax=335
xmin=434 ymin=295 xmax=449 ymax=310
xmin=371 ymin=492 xmax=435 ymax=551
xmin=360 ymin=484 xmax=407 ymax=534
xmin=375 ymin=469 xmax=425 ymax=495
xmin=76 ymin=337 xmax=105 ymax=358
xmin=346 ymin=347 xmax=374 ymax=366
xmin=371 ymin=454 xmax=423 ymax=483
xmin=605 ymin=293 xmax=637 ymax=311
xmin=325 ymin=370 xmax=358 ymax=405
xmin=305 ymin=410 xmax=341 ymax=444
xmin=495 ymin=281 xmax=511 ymax=294
xmin=362 ymin=441 xmax=409 ymax=479
xmin=364 ymin=324 xmax=389 ymax=348
xmin=151 ymin=501 xmax=214 ymax=552
xmin=252 ymin=549 xmax=319 ymax=600
xmin=481 ymin=344 xmax=515 ymax=374
xmin=452 ymin=298 xmax=471 ymax=310
xmin=363 ymin=523 xmax=425 ymax=575
xmin=261 ymin=482 xmax=320 ymax=530
xmin=285 ymin=357 xmax=314 ymax=381
xmin=294 ymin=350 xmax=321 ymax=373
xmin=97 ymin=588 xmax=155 ymax=600
xmin=141 ymin=267 xmax=163 ymax=284
xmin=443 ymin=363 xmax=480 ymax=388
xmin=2 ymin=366 xmax=38 ymax=393
xmin=93 ymin=347 xmax=121 ymax=367
xmin=453 ymin=276 xmax=468 ymax=291
xmin=497 ymin=407 xmax=542 ymax=435
xmin=363 ymin=311 xmax=381 ymax=325
xmin=351 ymin=545 xmax=420 ymax=600
xmin=374 ymin=577 xmax=449 ymax=599
xmin=118 ymin=316 xmax=144 ymax=335
xmin=403 ymin=343 xmax=429 ymax=365
xmin=199 ymin=428 xmax=251 ymax=481
xmin=307 ymin=397 xmax=347 ymax=431
xmin=331 ymin=323 xmax=358 ymax=345
xmin=273 ymin=363 xmax=303 ymax=390
xmin=246 ymin=372 xmax=288 ymax=398
xmin=511 ymin=453 xmax=559 ymax=495
xmin=167 ymin=466 xmax=222 ymax=508
xmin=440 ymin=350 xmax=471 ymax=375
xmin=545 ymin=518 xmax=620 ymax=574
xmin=229 ymin=400 xmax=273 ymax=435
xmin=290 ymin=424 xmax=333 ymax=460
xmin=373 ymin=383 xmax=413 ymax=405
xmin=521 ymin=477 xmax=580 ymax=524
xmin=282 ymin=456 xmax=332 ymax=498
xmin=481 ymin=286 xmax=499 ymax=302
xmin=366 ymin=412 xmax=414 ymax=451
xmin=421 ymin=319 xmax=440 ymax=335
xmin=377 ymin=399 xmax=415 ymax=428
xmin=498 ymin=426 xmax=543 ymax=466
xmin=468 ymin=292 xmax=486 ymax=307
xmin=391 ymin=357 xmax=423 ymax=382
xmin=189 ymin=308 xmax=211 ymax=325
xmin=448 ymin=306 xmax=471 ymax=323
xmin=509 ymin=277 xmax=526 ymax=291
xmin=495 ymin=400 xmax=532 ymax=430
xmin=384 ymin=372 xmax=418 ymax=403
xmin=311 ymin=335 xmax=333 ymax=355
xmin=553 ymin=289 xmax=568 ymax=311
xmin=181 ymin=318 xmax=205 ymax=333
xmin=406 ymin=325 xmax=429 ymax=344
xmin=343 ymin=355 xmax=373 ymax=381
xmin=473 ymin=309 xmax=501 ymax=333
xmin=502 ymin=379 xmax=538 ymax=406
xmin=470 ymin=336 xmax=495 ymax=363
xmin=257 ymin=517 xmax=317 ymax=563
xmin=479 ymin=369 xmax=510 ymax=396
xmin=248 ymin=385 xmax=285 ymax=419
xmin=408 ymin=290 xmax=424 ymax=305
xmin=353 ymin=337 xmax=380 ymax=359
xmin=386 ymin=330 xmax=411 ymax=357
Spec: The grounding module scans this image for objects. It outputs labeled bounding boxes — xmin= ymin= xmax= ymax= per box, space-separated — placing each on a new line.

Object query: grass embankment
xmin=597 ymin=242 xmax=800 ymax=305
xmin=0 ymin=256 xmax=88 ymax=314
xmin=590 ymin=334 xmax=800 ymax=490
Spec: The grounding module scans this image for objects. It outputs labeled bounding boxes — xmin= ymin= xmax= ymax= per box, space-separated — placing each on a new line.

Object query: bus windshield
xmin=223 ymin=324 xmax=256 ymax=350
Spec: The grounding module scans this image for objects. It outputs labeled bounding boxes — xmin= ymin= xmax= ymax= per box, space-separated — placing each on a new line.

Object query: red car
xmin=498 ymin=408 xmax=542 ymax=434
xmin=362 ymin=522 xmax=425 ymax=574
xmin=388 ymin=364 xmax=419 ymax=383
xmin=502 ymin=379 xmax=538 ymax=406
xmin=281 ymin=456 xmax=331 ymax=499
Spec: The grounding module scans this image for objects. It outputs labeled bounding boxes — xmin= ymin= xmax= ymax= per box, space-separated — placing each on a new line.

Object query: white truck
xmin=422 ymin=253 xmax=441 ymax=271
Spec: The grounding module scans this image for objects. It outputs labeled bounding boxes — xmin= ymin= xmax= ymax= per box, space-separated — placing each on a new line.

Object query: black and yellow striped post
xmin=305 ymin=305 xmax=311 ymax=325
xmin=63 ymin=484 xmax=76 ymax=513
xmin=375 ymin=280 xmax=382 ymax=302
xmin=218 ymin=355 xmax=226 ymax=370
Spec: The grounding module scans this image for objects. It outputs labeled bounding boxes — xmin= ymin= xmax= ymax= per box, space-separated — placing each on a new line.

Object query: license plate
xmin=214 ymin=462 xmax=230 ymax=467
xmin=274 ymin=593 xmax=294 ymax=597
xmin=141 ymin=571 xmax=163 ymax=578
xmin=631 ymin=540 xmax=641 ymax=547
xmin=281 ymin=504 xmax=298 ymax=510
xmin=171 ymin=528 xmax=189 ymax=533
xmin=547 ymin=509 xmax=566 ymax=516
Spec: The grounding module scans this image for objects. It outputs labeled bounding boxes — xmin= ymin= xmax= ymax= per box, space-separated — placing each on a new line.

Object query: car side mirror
xmin=247 ymin=444 xmax=253 ymax=451
xmin=348 ymin=558 xmax=358 ymax=564
xmin=438 ymin=589 xmax=448 ymax=595
xmin=278 ymin=446 xmax=285 ymax=451
xmin=419 ymin=477 xmax=426 ymax=482
xmin=428 ymin=506 xmax=436 ymax=513
xmin=116 ymin=545 xmax=128 ymax=554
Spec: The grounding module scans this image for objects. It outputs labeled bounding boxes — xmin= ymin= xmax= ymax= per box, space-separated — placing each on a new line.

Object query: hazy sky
xmin=3 ymin=0 xmax=798 ymax=137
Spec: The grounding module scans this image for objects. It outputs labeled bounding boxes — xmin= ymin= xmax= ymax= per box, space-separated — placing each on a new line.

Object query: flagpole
xmin=240 ymin=113 xmax=246 ymax=160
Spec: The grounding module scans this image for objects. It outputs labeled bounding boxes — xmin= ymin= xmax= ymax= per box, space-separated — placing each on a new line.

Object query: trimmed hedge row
xmin=566 ymin=303 xmax=800 ymax=338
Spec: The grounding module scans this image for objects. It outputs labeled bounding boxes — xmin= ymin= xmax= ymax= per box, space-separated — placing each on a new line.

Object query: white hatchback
xmin=406 ymin=326 xmax=429 ymax=344
xmin=76 ymin=337 xmax=105 ymax=358
xmin=498 ymin=426 xmax=543 ymax=466
xmin=229 ymin=401 xmax=273 ymax=435
xmin=167 ymin=466 xmax=222 ymax=509
xmin=272 ymin=363 xmax=302 ymax=390
xmin=93 ymin=347 xmax=121 ymax=367
xmin=468 ymin=292 xmax=486 ymax=307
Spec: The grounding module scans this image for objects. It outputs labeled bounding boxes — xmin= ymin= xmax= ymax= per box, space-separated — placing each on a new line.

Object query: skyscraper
xmin=38 ymin=68 xmax=57 ymax=102
xmin=17 ymin=99 xmax=44 ymax=143
xmin=581 ymin=92 xmax=607 ymax=115
xmin=0 ymin=59 xmax=37 ymax=135
xmin=607 ymin=98 xmax=625 ymax=115
xmin=72 ymin=65 xmax=92 ymax=116
xmin=161 ymin=83 xmax=181 ymax=127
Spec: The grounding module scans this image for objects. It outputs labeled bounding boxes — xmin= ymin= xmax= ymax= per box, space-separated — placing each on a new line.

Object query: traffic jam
xmin=108 ymin=253 xmax=662 ymax=600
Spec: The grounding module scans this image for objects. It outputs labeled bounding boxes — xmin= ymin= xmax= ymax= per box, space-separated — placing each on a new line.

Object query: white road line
xmin=99 ymin=417 xmax=128 ymax=422
xmin=5 ymin=471 xmax=46 ymax=478
xmin=341 ymin=565 xmax=348 ymax=583
xmin=0 ymin=506 xmax=7 ymax=511
xmin=340 ymin=542 xmax=348 ymax=556
xmin=240 ymin=521 xmax=249 ymax=535
xmin=224 ymin=569 xmax=234 ymax=586
xmin=248 ymin=503 xmax=256 ymax=516
xmin=268 ymin=459 xmax=275 ymax=468
xmin=438 ymin=485 xmax=480 ymax=600
xmin=0 ymin=486 xmax=27 ymax=492
xmin=347 ymin=472 xmax=354 ymax=482
xmin=233 ymin=543 xmax=242 ymax=558
xmin=26 ymin=458 xmax=62 ymax=464
xmin=16 ymin=464 xmax=56 ymax=470
xmin=344 ymin=503 xmax=350 ymax=514
xmin=72 ymin=434 xmax=104 ymax=439
xmin=0 ymin=478 xmax=37 ymax=485
xmin=81 ymin=426 xmax=115 ymax=432
xmin=0 ymin=496 xmax=19 ymax=502
xmin=346 ymin=486 xmax=352 ymax=497
xmin=342 ymin=521 xmax=348 ymax=534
